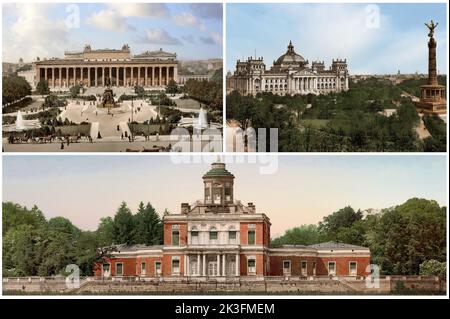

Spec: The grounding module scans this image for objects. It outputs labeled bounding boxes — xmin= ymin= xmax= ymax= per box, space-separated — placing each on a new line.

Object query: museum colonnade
xmin=38 ymin=65 xmax=177 ymax=87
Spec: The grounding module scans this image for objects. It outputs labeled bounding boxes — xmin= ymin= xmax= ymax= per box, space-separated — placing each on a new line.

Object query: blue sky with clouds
xmin=2 ymin=3 xmax=222 ymax=62
xmin=3 ymin=155 xmax=446 ymax=236
xmin=227 ymin=3 xmax=447 ymax=75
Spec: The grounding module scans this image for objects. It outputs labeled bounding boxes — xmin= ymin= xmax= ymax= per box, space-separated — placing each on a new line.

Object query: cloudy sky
xmin=227 ymin=3 xmax=447 ymax=75
xmin=2 ymin=3 xmax=223 ymax=62
xmin=3 ymin=155 xmax=446 ymax=237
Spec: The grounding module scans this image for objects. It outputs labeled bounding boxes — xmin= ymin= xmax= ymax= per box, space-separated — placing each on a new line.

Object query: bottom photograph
xmin=1 ymin=155 xmax=447 ymax=296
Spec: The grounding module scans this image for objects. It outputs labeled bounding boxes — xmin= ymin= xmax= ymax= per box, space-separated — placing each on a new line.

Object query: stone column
xmin=428 ymin=36 xmax=438 ymax=85
xmin=80 ymin=67 xmax=84 ymax=86
xmin=88 ymin=67 xmax=91 ymax=87
xmin=138 ymin=67 xmax=141 ymax=86
xmin=95 ymin=67 xmax=98 ymax=86
xmin=186 ymin=255 xmax=189 ymax=277
xmin=222 ymin=254 xmax=226 ymax=277
xmin=123 ymin=67 xmax=126 ymax=86
xmin=59 ymin=68 xmax=62 ymax=87
xmin=216 ymin=255 xmax=220 ymax=276
xmin=159 ymin=67 xmax=162 ymax=86
xmin=174 ymin=66 xmax=178 ymax=83
xmin=44 ymin=68 xmax=48 ymax=82
xmin=152 ymin=68 xmax=155 ymax=86
xmin=235 ymin=253 xmax=239 ymax=276
xmin=202 ymin=254 xmax=206 ymax=276
xmin=51 ymin=68 xmax=55 ymax=87
xmin=130 ymin=67 xmax=134 ymax=86
xmin=166 ymin=67 xmax=169 ymax=85
xmin=101 ymin=67 xmax=104 ymax=86
xmin=66 ymin=67 xmax=69 ymax=87
xmin=145 ymin=67 xmax=148 ymax=86
xmin=197 ymin=253 xmax=200 ymax=276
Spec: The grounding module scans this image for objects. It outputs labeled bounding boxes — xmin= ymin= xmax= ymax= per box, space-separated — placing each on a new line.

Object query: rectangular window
xmin=283 ymin=261 xmax=291 ymax=275
xmin=141 ymin=262 xmax=146 ymax=275
xmin=248 ymin=258 xmax=256 ymax=274
xmin=102 ymin=263 xmax=110 ymax=276
xmin=172 ymin=230 xmax=179 ymax=246
xmin=301 ymin=261 xmax=307 ymax=276
xmin=225 ymin=187 xmax=232 ymax=202
xmin=248 ymin=230 xmax=256 ymax=245
xmin=205 ymin=187 xmax=210 ymax=203
xmin=172 ymin=259 xmax=180 ymax=275
xmin=328 ymin=261 xmax=336 ymax=275
xmin=155 ymin=261 xmax=162 ymax=276
xmin=229 ymin=231 xmax=237 ymax=243
xmin=191 ymin=231 xmax=199 ymax=245
xmin=210 ymin=230 xmax=218 ymax=240
xmin=116 ymin=262 xmax=123 ymax=276
xmin=349 ymin=262 xmax=357 ymax=276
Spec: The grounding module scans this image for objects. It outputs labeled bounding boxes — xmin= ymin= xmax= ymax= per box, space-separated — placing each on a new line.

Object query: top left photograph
xmin=2 ymin=3 xmax=223 ymax=152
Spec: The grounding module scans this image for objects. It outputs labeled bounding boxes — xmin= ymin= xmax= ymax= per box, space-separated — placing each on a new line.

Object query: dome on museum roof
xmin=274 ymin=41 xmax=306 ymax=65
xmin=203 ymin=159 xmax=234 ymax=178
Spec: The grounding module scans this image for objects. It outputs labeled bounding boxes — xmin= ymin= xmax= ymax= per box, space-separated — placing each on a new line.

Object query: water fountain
xmin=177 ymin=106 xmax=222 ymax=130
xmin=15 ymin=110 xmax=25 ymax=130
xmin=2 ymin=110 xmax=41 ymax=132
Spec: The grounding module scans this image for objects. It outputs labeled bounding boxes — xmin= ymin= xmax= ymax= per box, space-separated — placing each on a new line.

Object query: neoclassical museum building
xmin=35 ymin=44 xmax=178 ymax=88
xmin=94 ymin=161 xmax=370 ymax=279
xmin=227 ymin=41 xmax=349 ymax=96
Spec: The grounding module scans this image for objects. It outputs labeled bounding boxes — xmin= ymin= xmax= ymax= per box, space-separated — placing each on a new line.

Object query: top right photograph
xmin=226 ymin=3 xmax=447 ymax=152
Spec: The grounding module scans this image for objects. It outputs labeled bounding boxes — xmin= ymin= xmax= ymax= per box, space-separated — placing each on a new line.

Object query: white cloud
xmin=174 ymin=12 xmax=198 ymax=27
xmin=3 ymin=3 xmax=70 ymax=62
xmin=86 ymin=9 xmax=135 ymax=32
xmin=143 ymin=28 xmax=181 ymax=45
xmin=107 ymin=3 xmax=169 ymax=18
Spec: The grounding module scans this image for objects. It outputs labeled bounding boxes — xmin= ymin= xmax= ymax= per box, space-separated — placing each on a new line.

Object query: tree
xmin=36 ymin=79 xmax=50 ymax=96
xmin=419 ymin=260 xmax=446 ymax=279
xmin=271 ymin=225 xmax=322 ymax=247
xmin=165 ymin=80 xmax=179 ymax=94
xmin=96 ymin=217 xmax=115 ymax=246
xmin=318 ymin=206 xmax=363 ymax=240
xmin=365 ymin=198 xmax=446 ymax=275
xmin=2 ymin=75 xmax=32 ymax=105
xmin=112 ymin=202 xmax=135 ymax=245
xmin=133 ymin=202 xmax=163 ymax=245
xmin=69 ymin=84 xmax=81 ymax=98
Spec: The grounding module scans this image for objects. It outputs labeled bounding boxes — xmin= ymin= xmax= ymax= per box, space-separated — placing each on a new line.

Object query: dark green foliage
xmin=272 ymin=198 xmax=446 ymax=276
xmin=165 ymin=80 xmax=180 ymax=94
xmin=423 ymin=114 xmax=446 ymax=152
xmin=227 ymin=77 xmax=446 ymax=151
xmin=2 ymin=200 xmax=165 ymax=277
xmin=2 ymin=75 xmax=32 ymax=105
xmin=35 ymin=79 xmax=50 ymax=95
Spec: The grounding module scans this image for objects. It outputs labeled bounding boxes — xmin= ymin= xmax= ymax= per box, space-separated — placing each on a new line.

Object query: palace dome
xmin=274 ymin=41 xmax=306 ymax=66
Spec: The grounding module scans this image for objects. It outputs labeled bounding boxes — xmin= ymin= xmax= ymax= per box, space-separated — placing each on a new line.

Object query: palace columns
xmin=88 ymin=67 xmax=91 ymax=87
xmin=216 ymin=255 xmax=220 ymax=276
xmin=235 ymin=253 xmax=239 ymax=276
xmin=174 ymin=66 xmax=178 ymax=83
xmin=197 ymin=253 xmax=200 ymax=276
xmin=44 ymin=68 xmax=48 ymax=82
xmin=202 ymin=254 xmax=206 ymax=276
xmin=59 ymin=68 xmax=62 ymax=87
xmin=109 ymin=67 xmax=112 ymax=84
xmin=185 ymin=255 xmax=189 ymax=276
xmin=94 ymin=67 xmax=98 ymax=86
xmin=52 ymin=67 xmax=55 ymax=87
xmin=123 ymin=67 xmax=126 ymax=86
xmin=80 ymin=67 xmax=84 ymax=86
xmin=222 ymin=254 xmax=226 ymax=276
xmin=166 ymin=67 xmax=169 ymax=85
xmin=102 ymin=67 xmax=105 ymax=86
xmin=65 ymin=67 xmax=69 ymax=87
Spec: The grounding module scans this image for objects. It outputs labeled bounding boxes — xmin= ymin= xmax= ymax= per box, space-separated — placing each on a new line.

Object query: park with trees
xmin=227 ymin=76 xmax=447 ymax=152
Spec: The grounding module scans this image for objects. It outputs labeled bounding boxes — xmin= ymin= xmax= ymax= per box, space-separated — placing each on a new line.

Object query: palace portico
xmin=35 ymin=44 xmax=178 ymax=88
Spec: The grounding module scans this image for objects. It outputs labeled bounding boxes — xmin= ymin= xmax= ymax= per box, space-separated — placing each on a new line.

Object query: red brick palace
xmin=94 ymin=162 xmax=370 ymax=279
